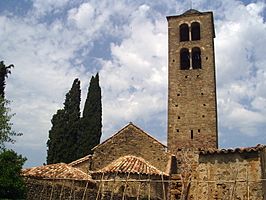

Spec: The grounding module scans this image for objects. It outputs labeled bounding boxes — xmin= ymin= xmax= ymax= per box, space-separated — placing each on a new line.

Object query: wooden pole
xmin=148 ymin=173 xmax=151 ymax=200
xmin=82 ymin=180 xmax=89 ymax=200
xmin=110 ymin=172 xmax=118 ymax=200
xmin=122 ymin=173 xmax=130 ymax=200
xmin=59 ymin=180 xmax=66 ymax=200
xmin=246 ymin=166 xmax=249 ymax=200
xmin=96 ymin=173 xmax=104 ymax=200
xmin=137 ymin=174 xmax=141 ymax=200
xmin=39 ymin=181 xmax=46 ymax=200
xmin=161 ymin=173 xmax=166 ymax=200
xmin=49 ymin=180 xmax=55 ymax=200
xmin=69 ymin=180 xmax=74 ymax=199
xmin=207 ymin=167 xmax=209 ymax=200
xmin=229 ymin=169 xmax=239 ymax=200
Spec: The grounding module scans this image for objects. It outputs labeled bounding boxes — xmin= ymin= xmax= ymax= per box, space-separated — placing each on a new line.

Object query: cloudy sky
xmin=0 ymin=0 xmax=265 ymax=167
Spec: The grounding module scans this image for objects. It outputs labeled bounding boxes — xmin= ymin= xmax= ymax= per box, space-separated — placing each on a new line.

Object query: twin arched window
xmin=180 ymin=47 xmax=202 ymax=70
xmin=179 ymin=22 xmax=201 ymax=42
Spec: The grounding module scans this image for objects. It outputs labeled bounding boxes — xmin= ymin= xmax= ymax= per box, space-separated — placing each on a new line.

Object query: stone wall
xmin=25 ymin=177 xmax=162 ymax=200
xmin=24 ymin=178 xmax=96 ymax=200
xmin=186 ymin=151 xmax=265 ymax=200
xmin=93 ymin=173 xmax=168 ymax=200
xmin=260 ymin=148 xmax=266 ymax=199
xmin=92 ymin=124 xmax=170 ymax=173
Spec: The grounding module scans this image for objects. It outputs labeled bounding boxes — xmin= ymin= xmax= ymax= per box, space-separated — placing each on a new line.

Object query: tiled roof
xmin=200 ymin=144 xmax=265 ymax=155
xmin=92 ymin=122 xmax=166 ymax=150
xmin=93 ymin=155 xmax=168 ymax=176
xmin=21 ymin=163 xmax=92 ymax=181
xmin=69 ymin=155 xmax=92 ymax=167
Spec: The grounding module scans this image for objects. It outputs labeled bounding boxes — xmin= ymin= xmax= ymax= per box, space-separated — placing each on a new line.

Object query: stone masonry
xmin=91 ymin=123 xmax=171 ymax=174
xmin=167 ymin=10 xmax=218 ymax=151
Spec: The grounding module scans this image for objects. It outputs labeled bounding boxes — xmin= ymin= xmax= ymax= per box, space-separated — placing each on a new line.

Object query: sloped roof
xmin=200 ymin=144 xmax=265 ymax=155
xmin=93 ymin=155 xmax=168 ymax=176
xmin=182 ymin=9 xmax=201 ymax=15
xmin=21 ymin=163 xmax=92 ymax=181
xmin=69 ymin=155 xmax=92 ymax=167
xmin=92 ymin=122 xmax=166 ymax=151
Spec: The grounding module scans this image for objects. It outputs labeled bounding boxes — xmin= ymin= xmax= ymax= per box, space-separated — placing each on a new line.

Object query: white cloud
xmin=215 ymin=1 xmax=266 ymax=138
xmin=32 ymin=0 xmax=69 ymax=16
xmin=99 ymin=5 xmax=167 ymax=137
xmin=68 ymin=2 xmax=95 ymax=29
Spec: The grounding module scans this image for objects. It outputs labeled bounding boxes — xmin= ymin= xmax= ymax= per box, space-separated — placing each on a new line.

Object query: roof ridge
xmin=92 ymin=122 xmax=166 ymax=151
xmin=94 ymin=155 xmax=168 ymax=176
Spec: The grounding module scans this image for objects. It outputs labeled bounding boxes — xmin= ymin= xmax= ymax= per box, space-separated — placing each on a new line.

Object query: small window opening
xmin=202 ymin=115 xmax=205 ymax=118
xmin=198 ymin=129 xmax=200 ymax=133
xmin=191 ymin=22 xmax=200 ymax=41
xmin=173 ymin=59 xmax=175 ymax=62
xmin=176 ymin=129 xmax=179 ymax=133
xmin=185 ymin=75 xmax=188 ymax=78
xmin=203 ymin=103 xmax=206 ymax=106
xmin=180 ymin=48 xmax=190 ymax=70
xmin=177 ymin=93 xmax=180 ymax=96
xmin=192 ymin=47 xmax=201 ymax=69
xmin=175 ymin=104 xmax=178 ymax=107
xmin=178 ymin=116 xmax=180 ymax=119
xmin=191 ymin=130 xmax=194 ymax=139
xmin=180 ymin=23 xmax=189 ymax=42
xmin=201 ymin=92 xmax=204 ymax=95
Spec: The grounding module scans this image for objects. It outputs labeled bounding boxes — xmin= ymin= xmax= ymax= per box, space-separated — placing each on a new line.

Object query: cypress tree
xmin=77 ymin=73 xmax=102 ymax=158
xmin=47 ymin=78 xmax=81 ymax=164
xmin=46 ymin=109 xmax=65 ymax=164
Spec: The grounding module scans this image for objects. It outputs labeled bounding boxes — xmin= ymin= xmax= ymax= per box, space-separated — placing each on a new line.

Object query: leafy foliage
xmin=0 ymin=61 xmax=14 ymax=98
xmin=0 ymin=149 xmax=27 ymax=199
xmin=0 ymin=62 xmax=21 ymax=150
xmin=47 ymin=79 xmax=81 ymax=164
xmin=77 ymin=73 xmax=102 ymax=157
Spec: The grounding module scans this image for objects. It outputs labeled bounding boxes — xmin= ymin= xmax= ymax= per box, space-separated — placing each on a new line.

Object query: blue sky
xmin=0 ymin=0 xmax=265 ymax=167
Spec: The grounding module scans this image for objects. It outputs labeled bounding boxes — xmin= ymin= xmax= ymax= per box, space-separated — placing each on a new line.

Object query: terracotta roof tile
xmin=200 ymin=144 xmax=265 ymax=155
xmin=93 ymin=155 xmax=168 ymax=176
xmin=21 ymin=163 xmax=92 ymax=181
xmin=69 ymin=155 xmax=92 ymax=167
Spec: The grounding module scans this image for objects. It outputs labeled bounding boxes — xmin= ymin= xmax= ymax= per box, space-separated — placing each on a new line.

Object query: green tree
xmin=46 ymin=109 xmax=65 ymax=164
xmin=0 ymin=61 xmax=14 ymax=98
xmin=47 ymin=78 xmax=81 ymax=164
xmin=0 ymin=98 xmax=21 ymax=150
xmin=0 ymin=61 xmax=26 ymax=199
xmin=77 ymin=73 xmax=102 ymax=158
xmin=0 ymin=61 xmax=21 ymax=150
xmin=0 ymin=149 xmax=26 ymax=199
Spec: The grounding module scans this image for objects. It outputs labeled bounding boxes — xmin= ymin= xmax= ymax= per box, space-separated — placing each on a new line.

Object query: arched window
xmin=191 ymin=22 xmax=200 ymax=41
xmin=179 ymin=24 xmax=189 ymax=42
xmin=192 ymin=47 xmax=201 ymax=69
xmin=180 ymin=48 xmax=190 ymax=70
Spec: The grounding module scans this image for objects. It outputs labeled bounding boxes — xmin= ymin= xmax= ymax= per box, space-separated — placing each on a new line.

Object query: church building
xmin=22 ymin=9 xmax=266 ymax=200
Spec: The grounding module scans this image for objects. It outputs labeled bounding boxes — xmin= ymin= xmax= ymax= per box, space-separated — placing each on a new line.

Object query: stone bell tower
xmin=167 ymin=9 xmax=218 ymax=151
